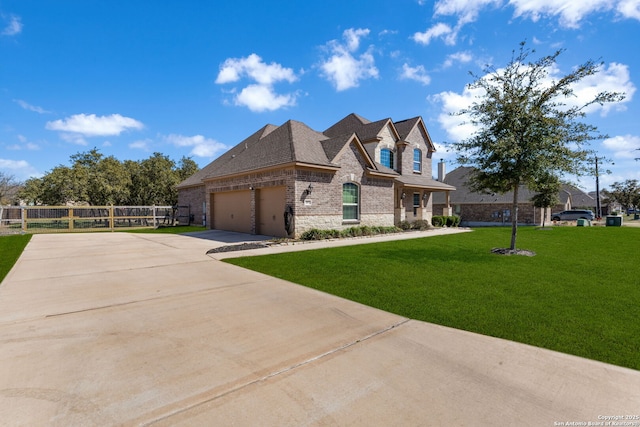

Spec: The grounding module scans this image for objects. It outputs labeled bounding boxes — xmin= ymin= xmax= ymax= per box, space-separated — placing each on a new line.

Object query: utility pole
xmin=595 ymin=156 xmax=602 ymax=219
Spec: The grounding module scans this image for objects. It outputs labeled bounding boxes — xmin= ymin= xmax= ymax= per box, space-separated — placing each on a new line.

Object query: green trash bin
xmin=606 ymin=216 xmax=623 ymax=226
xmin=577 ymin=219 xmax=590 ymax=227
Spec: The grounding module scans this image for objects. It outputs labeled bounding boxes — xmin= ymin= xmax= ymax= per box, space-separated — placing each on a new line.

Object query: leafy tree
xmin=530 ymin=172 xmax=561 ymax=228
xmin=0 ymin=172 xmax=22 ymax=205
xmin=603 ymin=180 xmax=640 ymax=212
xmin=18 ymin=177 xmax=43 ymax=205
xmin=451 ymin=42 xmax=624 ymax=251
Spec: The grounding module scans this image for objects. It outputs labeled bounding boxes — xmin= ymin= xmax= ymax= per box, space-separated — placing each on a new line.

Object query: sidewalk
xmin=0 ymin=230 xmax=638 ymax=426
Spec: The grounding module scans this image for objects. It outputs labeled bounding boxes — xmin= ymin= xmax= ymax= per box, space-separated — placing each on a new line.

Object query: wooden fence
xmin=0 ymin=205 xmax=176 ymax=235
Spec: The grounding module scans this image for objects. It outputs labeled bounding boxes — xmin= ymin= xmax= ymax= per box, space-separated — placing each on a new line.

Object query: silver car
xmin=551 ymin=209 xmax=595 ymax=221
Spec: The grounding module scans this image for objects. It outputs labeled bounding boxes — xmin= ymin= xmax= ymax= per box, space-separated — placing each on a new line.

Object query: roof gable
xmin=394 ymin=117 xmax=436 ymax=151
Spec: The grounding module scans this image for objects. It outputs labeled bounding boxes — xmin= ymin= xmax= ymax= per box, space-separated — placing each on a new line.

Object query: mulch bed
xmin=206 ymin=242 xmax=269 ymax=254
xmin=491 ymin=248 xmax=536 ymax=256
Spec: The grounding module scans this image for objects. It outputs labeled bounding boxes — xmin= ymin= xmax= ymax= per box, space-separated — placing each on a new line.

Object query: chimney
xmin=437 ymin=159 xmax=446 ymax=182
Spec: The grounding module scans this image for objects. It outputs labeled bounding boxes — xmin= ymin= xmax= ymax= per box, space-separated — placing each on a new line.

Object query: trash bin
xmin=577 ymin=219 xmax=590 ymax=227
xmin=635 ymin=213 xmax=639 ymax=220
xmin=606 ymin=216 xmax=623 ymax=227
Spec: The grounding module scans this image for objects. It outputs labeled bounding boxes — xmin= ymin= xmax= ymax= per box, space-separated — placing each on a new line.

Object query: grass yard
xmin=0 ymin=234 xmax=32 ymax=283
xmin=227 ymin=226 xmax=640 ymax=371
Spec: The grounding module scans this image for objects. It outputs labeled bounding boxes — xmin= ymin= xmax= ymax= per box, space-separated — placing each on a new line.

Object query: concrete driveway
xmin=0 ymin=230 xmax=638 ymax=426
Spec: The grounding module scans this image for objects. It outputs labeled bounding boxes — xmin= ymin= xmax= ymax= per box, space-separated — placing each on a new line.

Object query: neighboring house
xmin=432 ymin=166 xmax=596 ymax=226
xmin=177 ymin=113 xmax=455 ymax=237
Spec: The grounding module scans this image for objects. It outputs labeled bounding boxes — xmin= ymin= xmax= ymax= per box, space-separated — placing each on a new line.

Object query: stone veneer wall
xmin=293 ymin=144 xmax=395 ymax=236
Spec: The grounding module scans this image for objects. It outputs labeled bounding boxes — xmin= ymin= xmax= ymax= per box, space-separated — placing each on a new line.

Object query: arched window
xmin=413 ymin=148 xmax=422 ymax=172
xmin=380 ymin=148 xmax=394 ymax=169
xmin=342 ymin=183 xmax=359 ymax=221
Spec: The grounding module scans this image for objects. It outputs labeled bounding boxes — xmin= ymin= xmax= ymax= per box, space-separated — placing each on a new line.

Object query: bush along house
xmin=177 ymin=113 xmax=456 ymax=238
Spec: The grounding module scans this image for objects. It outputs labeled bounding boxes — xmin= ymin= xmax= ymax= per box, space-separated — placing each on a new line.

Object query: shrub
xmin=398 ymin=220 xmax=412 ymax=230
xmin=432 ymin=215 xmax=461 ymax=227
xmin=300 ymin=225 xmax=402 ymax=240
xmin=411 ymin=220 xmax=432 ymax=230
xmin=431 ymin=216 xmax=445 ymax=227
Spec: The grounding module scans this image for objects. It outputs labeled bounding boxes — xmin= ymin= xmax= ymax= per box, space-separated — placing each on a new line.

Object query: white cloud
xmin=46 ymin=113 xmax=144 ymax=137
xmin=434 ymin=0 xmax=502 ymax=24
xmin=443 ymin=51 xmax=473 ymax=68
xmin=215 ymin=53 xmax=297 ymax=86
xmin=14 ymin=99 xmax=50 ymax=114
xmin=418 ymin=0 xmax=640 ymax=47
xmin=509 ymin=0 xmax=640 ymax=28
xmin=433 ymin=61 xmax=635 ymax=142
xmin=129 ymin=139 xmax=152 ymax=151
xmin=235 ymin=85 xmax=297 ymax=112
xmin=568 ymin=62 xmax=635 ymax=116
xmin=0 ymin=158 xmax=40 ymax=180
xmin=413 ymin=22 xmax=455 ymax=46
xmin=602 ymin=135 xmax=640 ymax=159
xmin=400 ymin=64 xmax=431 ymax=85
xmin=320 ymin=28 xmax=379 ymax=91
xmin=164 ymin=134 xmax=229 ymax=158
xmin=1 ymin=14 xmax=22 ymax=36
xmin=215 ymin=54 xmax=298 ymax=112
xmin=7 ymin=135 xmax=39 ymax=151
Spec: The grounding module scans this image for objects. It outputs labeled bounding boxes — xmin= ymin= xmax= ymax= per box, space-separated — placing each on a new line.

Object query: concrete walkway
xmin=0 ymin=230 xmax=638 ymax=426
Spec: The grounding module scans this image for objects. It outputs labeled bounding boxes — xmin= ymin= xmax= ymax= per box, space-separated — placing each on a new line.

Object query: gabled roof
xmin=201 ymin=120 xmax=335 ymax=181
xmin=432 ymin=166 xmax=596 ymax=206
xmin=394 ymin=117 xmax=436 ymax=151
xmin=178 ymin=113 xmax=434 ymax=187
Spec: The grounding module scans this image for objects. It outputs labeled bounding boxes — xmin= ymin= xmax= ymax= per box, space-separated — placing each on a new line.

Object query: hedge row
xmin=431 ymin=215 xmax=461 ymax=227
xmin=299 ymin=225 xmax=401 ymax=241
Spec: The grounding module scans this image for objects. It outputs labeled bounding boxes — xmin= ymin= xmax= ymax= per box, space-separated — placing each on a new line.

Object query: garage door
xmin=212 ymin=190 xmax=251 ymax=234
xmin=257 ymin=186 xmax=287 ymax=237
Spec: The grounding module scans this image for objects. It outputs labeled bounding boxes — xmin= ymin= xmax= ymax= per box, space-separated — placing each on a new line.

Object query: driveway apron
xmin=0 ymin=231 xmax=638 ymax=426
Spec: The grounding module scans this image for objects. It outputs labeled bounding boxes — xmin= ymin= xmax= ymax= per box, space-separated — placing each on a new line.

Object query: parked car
xmin=551 ymin=209 xmax=595 ymax=221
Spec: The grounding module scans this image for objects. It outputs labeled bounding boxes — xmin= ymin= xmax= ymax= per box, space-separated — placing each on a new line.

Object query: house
xmin=177 ymin=113 xmax=456 ymax=237
xmin=432 ymin=165 xmax=597 ymax=226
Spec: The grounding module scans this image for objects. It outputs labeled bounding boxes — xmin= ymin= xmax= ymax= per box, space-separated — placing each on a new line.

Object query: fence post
xmin=152 ymin=205 xmax=157 ymax=227
xmin=69 ymin=208 xmax=74 ymax=231
xmin=21 ymin=206 xmax=26 ymax=233
xmin=109 ymin=205 xmax=114 ymax=231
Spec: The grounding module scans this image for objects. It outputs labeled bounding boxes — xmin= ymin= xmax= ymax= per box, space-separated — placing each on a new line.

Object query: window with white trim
xmin=413 ymin=148 xmax=422 ymax=172
xmin=342 ymin=183 xmax=359 ymax=221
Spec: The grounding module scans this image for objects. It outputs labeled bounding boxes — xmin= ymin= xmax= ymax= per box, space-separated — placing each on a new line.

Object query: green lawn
xmin=0 ymin=234 xmax=32 ymax=283
xmin=226 ymin=227 xmax=640 ymax=371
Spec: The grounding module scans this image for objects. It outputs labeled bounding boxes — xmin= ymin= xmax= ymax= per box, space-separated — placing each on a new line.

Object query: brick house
xmin=177 ymin=113 xmax=455 ymax=237
xmin=432 ymin=165 xmax=596 ymax=226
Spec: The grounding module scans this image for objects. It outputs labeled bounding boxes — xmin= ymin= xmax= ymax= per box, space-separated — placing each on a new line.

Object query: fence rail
xmin=0 ymin=205 xmax=176 ymax=235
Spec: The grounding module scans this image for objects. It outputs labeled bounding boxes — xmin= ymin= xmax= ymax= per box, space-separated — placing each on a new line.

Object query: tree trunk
xmin=510 ymin=185 xmax=519 ymax=250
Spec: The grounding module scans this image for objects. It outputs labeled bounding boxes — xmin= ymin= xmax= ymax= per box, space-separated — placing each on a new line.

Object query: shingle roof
xmin=393 ymin=117 xmax=436 ymax=151
xmin=395 ymin=175 xmax=455 ymax=191
xmin=432 ymin=166 xmax=595 ymax=206
xmin=323 ymin=113 xmax=371 ymax=138
xmin=178 ymin=113 xmax=432 ymax=187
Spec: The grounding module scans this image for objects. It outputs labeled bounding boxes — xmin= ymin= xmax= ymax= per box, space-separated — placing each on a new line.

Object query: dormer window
xmin=381 ymin=148 xmax=394 ymax=169
xmin=413 ymin=149 xmax=422 ymax=173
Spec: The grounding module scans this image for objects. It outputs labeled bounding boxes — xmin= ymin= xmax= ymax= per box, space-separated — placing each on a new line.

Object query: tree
xmin=603 ymin=180 xmax=640 ymax=212
xmin=0 ymin=172 xmax=22 ymax=205
xmin=530 ymin=173 xmax=561 ymax=228
xmin=451 ymin=42 xmax=624 ymax=252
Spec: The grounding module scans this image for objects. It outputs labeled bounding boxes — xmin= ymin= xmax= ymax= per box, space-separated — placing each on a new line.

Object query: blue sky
xmin=1 ymin=0 xmax=639 ymax=192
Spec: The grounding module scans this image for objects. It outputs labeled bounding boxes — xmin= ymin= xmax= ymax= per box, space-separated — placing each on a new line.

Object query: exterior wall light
xmin=305 ymin=184 xmax=313 ymax=195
